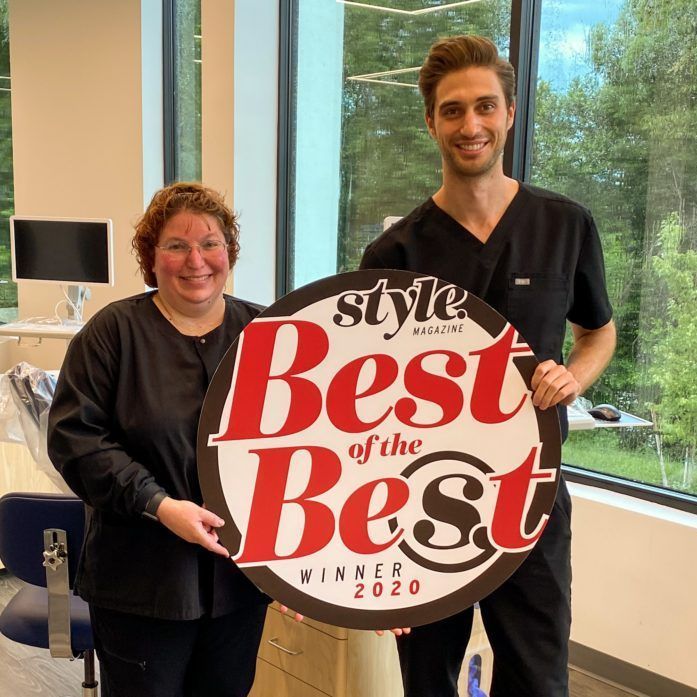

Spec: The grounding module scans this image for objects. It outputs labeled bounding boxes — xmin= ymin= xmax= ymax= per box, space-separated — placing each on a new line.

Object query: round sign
xmin=198 ymin=270 xmax=560 ymax=629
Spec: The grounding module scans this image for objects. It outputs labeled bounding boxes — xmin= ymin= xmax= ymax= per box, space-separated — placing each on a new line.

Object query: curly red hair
xmin=133 ymin=182 xmax=240 ymax=288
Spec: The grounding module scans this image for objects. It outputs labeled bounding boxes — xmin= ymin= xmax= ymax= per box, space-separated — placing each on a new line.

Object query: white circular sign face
xmin=198 ymin=271 xmax=561 ymax=629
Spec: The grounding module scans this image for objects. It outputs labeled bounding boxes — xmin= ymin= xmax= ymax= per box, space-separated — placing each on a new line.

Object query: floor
xmin=0 ymin=571 xmax=642 ymax=697
xmin=569 ymin=669 xmax=643 ymax=697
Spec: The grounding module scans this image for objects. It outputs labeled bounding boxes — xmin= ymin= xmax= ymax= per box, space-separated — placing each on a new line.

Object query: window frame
xmin=276 ymin=0 xmax=295 ymax=298
xmin=504 ymin=0 xmax=542 ymax=181
xmin=163 ymin=0 xmax=176 ymax=185
xmin=0 ymin=0 xmax=17 ymax=316
xmin=269 ymin=0 xmax=697 ymax=513
xmin=162 ymin=0 xmax=201 ymax=185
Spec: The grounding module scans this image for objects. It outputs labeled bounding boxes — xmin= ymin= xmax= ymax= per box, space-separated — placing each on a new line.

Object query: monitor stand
xmin=66 ymin=285 xmax=90 ymax=322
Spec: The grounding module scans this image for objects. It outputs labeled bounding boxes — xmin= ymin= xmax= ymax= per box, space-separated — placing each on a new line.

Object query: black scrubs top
xmin=360 ymin=183 xmax=613 ymax=437
xmin=48 ymin=292 xmax=269 ymax=620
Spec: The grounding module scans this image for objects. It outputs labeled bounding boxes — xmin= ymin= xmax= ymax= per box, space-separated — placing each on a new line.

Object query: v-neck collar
xmin=427 ymin=182 xmax=528 ymax=265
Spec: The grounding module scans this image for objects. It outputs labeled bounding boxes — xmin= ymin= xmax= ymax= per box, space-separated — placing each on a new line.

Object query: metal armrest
xmin=42 ymin=528 xmax=73 ymax=658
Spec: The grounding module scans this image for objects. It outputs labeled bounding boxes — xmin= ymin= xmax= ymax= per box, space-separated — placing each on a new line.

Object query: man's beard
xmin=441 ymin=140 xmax=506 ymax=179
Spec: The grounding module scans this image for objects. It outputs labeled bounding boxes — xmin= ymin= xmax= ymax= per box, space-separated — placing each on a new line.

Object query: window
xmin=0 ymin=0 xmax=17 ymax=320
xmin=164 ymin=0 xmax=202 ymax=183
xmin=284 ymin=0 xmax=513 ymax=291
xmin=282 ymin=0 xmax=696 ymax=500
xmin=531 ymin=0 xmax=697 ymax=497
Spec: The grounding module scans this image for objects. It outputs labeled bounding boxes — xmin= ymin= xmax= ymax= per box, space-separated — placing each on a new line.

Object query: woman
xmin=48 ymin=182 xmax=269 ymax=697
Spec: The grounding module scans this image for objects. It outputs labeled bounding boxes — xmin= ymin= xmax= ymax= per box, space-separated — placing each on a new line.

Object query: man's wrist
xmin=142 ymin=491 xmax=169 ymax=522
xmin=565 ymin=365 xmax=583 ymax=395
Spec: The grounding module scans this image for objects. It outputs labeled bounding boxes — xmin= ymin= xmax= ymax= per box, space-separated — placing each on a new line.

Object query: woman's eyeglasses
xmin=156 ymin=240 xmax=228 ymax=256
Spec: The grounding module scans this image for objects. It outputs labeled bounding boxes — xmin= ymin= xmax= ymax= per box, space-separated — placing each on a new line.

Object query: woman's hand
xmin=375 ymin=627 xmax=411 ymax=637
xmin=155 ymin=497 xmax=230 ymax=557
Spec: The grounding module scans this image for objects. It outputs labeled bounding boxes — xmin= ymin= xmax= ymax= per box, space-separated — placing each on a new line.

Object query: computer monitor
xmin=10 ymin=216 xmax=114 ymax=286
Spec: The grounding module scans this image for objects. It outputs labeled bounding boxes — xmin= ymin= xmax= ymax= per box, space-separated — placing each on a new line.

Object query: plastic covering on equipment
xmin=0 ymin=362 xmax=69 ymax=492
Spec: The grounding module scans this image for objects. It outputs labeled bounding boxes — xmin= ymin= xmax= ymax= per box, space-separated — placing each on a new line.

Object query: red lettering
xmin=326 ymin=355 xmax=397 ymax=432
xmin=489 ymin=446 xmax=556 ymax=550
xmin=235 ymin=445 xmax=340 ymax=563
xmin=214 ymin=320 xmax=534 ymax=446
xmin=395 ymin=350 xmax=466 ymax=428
xmin=339 ymin=478 xmax=409 ymax=554
xmin=470 ymin=325 xmax=528 ymax=424
xmin=213 ymin=320 xmax=328 ymax=441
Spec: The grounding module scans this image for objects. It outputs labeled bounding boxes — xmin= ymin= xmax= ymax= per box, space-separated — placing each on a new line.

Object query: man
xmin=360 ymin=35 xmax=616 ymax=697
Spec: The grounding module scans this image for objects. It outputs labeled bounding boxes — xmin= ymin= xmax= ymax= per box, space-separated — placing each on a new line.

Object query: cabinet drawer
xmin=259 ymin=608 xmax=345 ymax=695
xmin=250 ymin=658 xmax=329 ymax=697
xmin=270 ymin=602 xmax=348 ymax=639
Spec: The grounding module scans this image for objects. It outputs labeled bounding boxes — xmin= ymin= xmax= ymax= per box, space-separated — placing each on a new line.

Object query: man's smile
xmin=455 ymin=141 xmax=488 ymax=152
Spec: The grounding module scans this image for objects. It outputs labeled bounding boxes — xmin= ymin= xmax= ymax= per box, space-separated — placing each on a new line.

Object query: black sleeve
xmin=48 ymin=312 xmax=165 ymax=518
xmin=359 ymin=235 xmax=406 ymax=270
xmin=359 ymin=243 xmax=387 ymax=270
xmin=567 ymin=216 xmax=613 ymax=329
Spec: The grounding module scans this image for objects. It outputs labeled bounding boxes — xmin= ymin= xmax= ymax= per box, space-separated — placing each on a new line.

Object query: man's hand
xmin=156 ymin=497 xmax=230 ymax=557
xmin=530 ymin=360 xmax=580 ymax=410
xmin=531 ymin=320 xmax=617 ymax=410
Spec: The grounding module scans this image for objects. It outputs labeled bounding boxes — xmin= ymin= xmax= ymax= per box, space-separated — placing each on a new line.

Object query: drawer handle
xmin=267 ymin=637 xmax=303 ymax=656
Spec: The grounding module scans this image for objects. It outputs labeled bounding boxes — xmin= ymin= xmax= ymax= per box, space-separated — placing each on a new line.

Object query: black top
xmin=48 ymin=292 xmax=269 ymax=620
xmin=360 ymin=183 xmax=613 ymax=437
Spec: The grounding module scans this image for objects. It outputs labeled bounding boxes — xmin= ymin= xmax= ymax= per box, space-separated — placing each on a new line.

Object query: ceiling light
xmin=347 ymin=66 xmax=420 ymax=88
xmin=336 ymin=0 xmax=486 ymax=17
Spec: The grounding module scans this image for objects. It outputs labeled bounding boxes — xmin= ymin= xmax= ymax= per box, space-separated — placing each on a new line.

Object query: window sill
xmin=564 ymin=465 xmax=697 ymax=518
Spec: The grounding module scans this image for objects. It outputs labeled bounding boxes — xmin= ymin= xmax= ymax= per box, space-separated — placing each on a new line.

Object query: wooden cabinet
xmin=250 ymin=604 xmax=492 ymax=697
xmin=250 ymin=604 xmax=402 ymax=697
xmin=252 ymin=659 xmax=328 ymax=697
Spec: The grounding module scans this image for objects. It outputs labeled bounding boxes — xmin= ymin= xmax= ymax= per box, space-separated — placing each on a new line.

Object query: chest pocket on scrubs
xmin=506 ymin=273 xmax=569 ymax=360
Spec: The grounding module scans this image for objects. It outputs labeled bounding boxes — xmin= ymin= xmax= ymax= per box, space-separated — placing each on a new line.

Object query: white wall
xmin=4 ymin=0 xmax=163 ymax=370
xmin=570 ymin=484 xmax=697 ymax=687
xmin=201 ymin=0 xmax=235 ymax=231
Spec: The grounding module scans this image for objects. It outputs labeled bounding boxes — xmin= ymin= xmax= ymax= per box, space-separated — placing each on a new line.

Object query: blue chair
xmin=0 ymin=492 xmax=98 ymax=695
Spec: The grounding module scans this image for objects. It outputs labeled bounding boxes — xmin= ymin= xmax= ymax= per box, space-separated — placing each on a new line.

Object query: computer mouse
xmin=588 ymin=404 xmax=621 ymax=421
